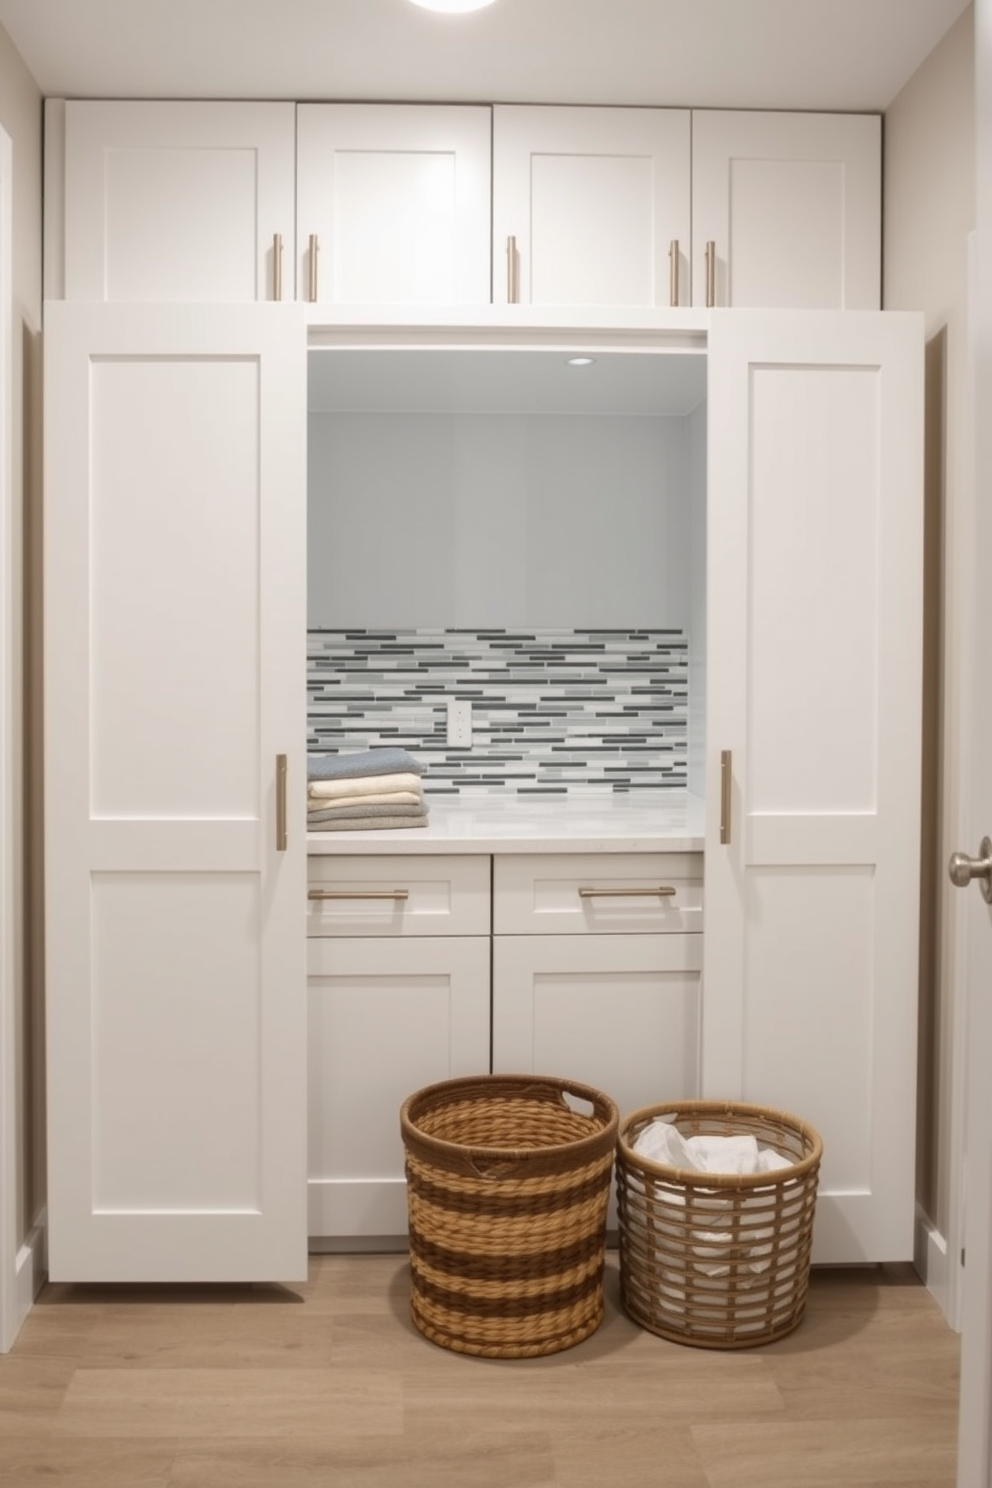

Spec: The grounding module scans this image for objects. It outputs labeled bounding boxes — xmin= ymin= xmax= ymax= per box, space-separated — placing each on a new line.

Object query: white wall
xmin=309 ymin=407 xmax=695 ymax=631
xmin=884 ymin=3 xmax=974 ymax=1317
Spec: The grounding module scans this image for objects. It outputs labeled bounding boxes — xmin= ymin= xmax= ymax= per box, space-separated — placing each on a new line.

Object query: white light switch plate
xmin=446 ymin=698 xmax=472 ymax=747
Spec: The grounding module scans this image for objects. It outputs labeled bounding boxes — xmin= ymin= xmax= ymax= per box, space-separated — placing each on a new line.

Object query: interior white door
xmin=956 ymin=7 xmax=992 ymax=1480
xmin=492 ymin=106 xmax=691 ymax=307
xmin=705 ymin=309 xmax=924 ymax=1264
xmin=44 ymin=302 xmax=308 ymax=1282
xmin=61 ymin=101 xmax=296 ymax=302
xmin=691 ymin=111 xmax=881 ymax=309
xmin=296 ymin=104 xmax=492 ymax=306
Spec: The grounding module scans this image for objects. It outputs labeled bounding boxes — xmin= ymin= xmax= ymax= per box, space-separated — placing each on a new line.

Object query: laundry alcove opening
xmin=305 ymin=340 xmax=708 ymax=797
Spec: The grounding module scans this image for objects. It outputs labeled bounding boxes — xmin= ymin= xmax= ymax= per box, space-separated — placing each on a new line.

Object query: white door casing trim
xmin=0 ymin=122 xmax=17 ymax=1352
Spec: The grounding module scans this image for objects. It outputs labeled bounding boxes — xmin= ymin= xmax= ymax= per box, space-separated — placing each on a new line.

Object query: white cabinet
xmin=43 ymin=302 xmax=309 ymax=1282
xmin=306 ymin=855 xmax=490 ymax=1242
xmin=691 ymin=111 xmax=881 ymax=309
xmin=705 ymin=310 xmax=922 ymax=1262
xmin=492 ymin=933 xmax=701 ymax=1115
xmin=492 ymin=105 xmax=878 ymax=310
xmin=46 ymin=100 xmax=297 ymax=302
xmin=492 ymin=106 xmax=692 ymax=307
xmin=295 ymin=104 xmax=492 ymax=306
xmin=492 ymin=854 xmax=703 ymax=1115
xmin=47 ymin=98 xmax=881 ymax=313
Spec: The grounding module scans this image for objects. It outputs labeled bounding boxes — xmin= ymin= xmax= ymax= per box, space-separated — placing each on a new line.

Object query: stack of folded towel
xmin=307 ymin=747 xmax=429 ymax=832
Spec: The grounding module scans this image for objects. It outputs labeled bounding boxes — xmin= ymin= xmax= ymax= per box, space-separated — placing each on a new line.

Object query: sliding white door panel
xmin=705 ymin=309 xmax=923 ymax=1262
xmin=44 ymin=303 xmax=308 ymax=1281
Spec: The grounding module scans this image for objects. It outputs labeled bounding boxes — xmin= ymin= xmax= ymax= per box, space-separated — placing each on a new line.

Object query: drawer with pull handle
xmin=493 ymin=852 xmax=702 ymax=935
xmin=307 ymin=853 xmax=490 ymax=937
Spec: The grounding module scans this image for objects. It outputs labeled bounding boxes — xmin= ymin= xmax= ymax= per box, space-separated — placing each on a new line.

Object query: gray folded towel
xmin=307 ymin=747 xmax=425 ymax=782
xmin=307 ymin=800 xmax=427 ymax=823
xmin=307 ymin=813 xmax=429 ymax=832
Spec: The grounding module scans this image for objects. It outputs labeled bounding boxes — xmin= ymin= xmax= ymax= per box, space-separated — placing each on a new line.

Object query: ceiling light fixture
xmin=408 ymin=0 xmax=497 ymax=11
xmin=567 ymin=356 xmax=595 ymax=367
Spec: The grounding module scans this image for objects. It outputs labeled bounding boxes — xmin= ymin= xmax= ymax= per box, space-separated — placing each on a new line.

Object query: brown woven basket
xmin=617 ymin=1099 xmax=822 ymax=1349
xmin=400 ymin=1073 xmax=619 ymax=1358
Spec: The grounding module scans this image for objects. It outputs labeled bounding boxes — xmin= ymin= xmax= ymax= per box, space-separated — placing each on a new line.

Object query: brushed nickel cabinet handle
xmin=276 ymin=754 xmax=288 ymax=852
xmin=578 ymin=886 xmax=677 ymax=899
xmin=669 ymin=239 xmax=680 ymax=307
xmin=308 ymin=889 xmax=410 ymax=901
xmin=506 ymin=235 xmax=518 ymax=304
xmin=308 ymin=233 xmax=319 ymax=302
xmin=273 ymin=232 xmax=283 ymax=301
xmin=705 ymin=240 xmax=717 ymax=307
xmin=720 ymin=748 xmax=732 ymax=845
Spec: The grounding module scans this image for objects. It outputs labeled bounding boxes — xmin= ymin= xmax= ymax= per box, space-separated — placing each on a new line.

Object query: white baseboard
xmin=4 ymin=1207 xmax=47 ymax=1352
xmin=915 ymin=1202 xmax=955 ymax=1327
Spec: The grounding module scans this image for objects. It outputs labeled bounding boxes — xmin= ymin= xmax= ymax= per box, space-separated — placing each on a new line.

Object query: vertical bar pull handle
xmin=308 ymin=233 xmax=319 ymax=303
xmin=705 ymin=240 xmax=717 ymax=308
xmin=506 ymin=235 xmax=518 ymax=304
xmin=276 ymin=753 xmax=288 ymax=852
xmin=669 ymin=239 xmax=680 ymax=307
xmin=272 ymin=232 xmax=283 ymax=302
xmin=719 ymin=749 xmax=732 ymax=846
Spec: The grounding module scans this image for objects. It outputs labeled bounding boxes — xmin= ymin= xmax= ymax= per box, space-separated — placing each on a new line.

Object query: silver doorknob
xmin=948 ymin=836 xmax=992 ymax=904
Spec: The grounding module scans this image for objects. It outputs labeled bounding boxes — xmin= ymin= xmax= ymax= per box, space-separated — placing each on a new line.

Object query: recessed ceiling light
xmin=567 ymin=356 xmax=595 ymax=367
xmin=408 ymin=0 xmax=497 ymax=11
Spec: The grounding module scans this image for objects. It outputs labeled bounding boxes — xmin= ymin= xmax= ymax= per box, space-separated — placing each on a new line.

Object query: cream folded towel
xmin=308 ymin=771 xmax=423 ymax=801
xmin=306 ymin=789 xmax=423 ymax=812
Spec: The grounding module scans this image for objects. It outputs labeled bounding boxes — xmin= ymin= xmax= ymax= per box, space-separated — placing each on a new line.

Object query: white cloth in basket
xmin=630 ymin=1117 xmax=795 ymax=1287
xmin=631 ymin=1117 xmax=791 ymax=1177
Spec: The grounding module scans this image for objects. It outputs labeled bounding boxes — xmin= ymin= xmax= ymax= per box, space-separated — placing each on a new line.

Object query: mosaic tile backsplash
xmin=308 ymin=628 xmax=689 ymax=795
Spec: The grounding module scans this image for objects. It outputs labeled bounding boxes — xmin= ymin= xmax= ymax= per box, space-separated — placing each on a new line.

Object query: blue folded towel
xmin=306 ymin=747 xmax=425 ymax=783
xmin=308 ymin=814 xmax=429 ymax=832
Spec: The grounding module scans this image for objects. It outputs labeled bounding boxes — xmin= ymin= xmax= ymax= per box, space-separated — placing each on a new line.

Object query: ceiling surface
xmin=0 ymin=0 xmax=972 ymax=112
xmin=307 ymin=346 xmax=709 ymax=416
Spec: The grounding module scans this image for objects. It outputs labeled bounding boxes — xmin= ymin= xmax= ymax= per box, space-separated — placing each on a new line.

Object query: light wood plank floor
xmin=0 ymin=1255 xmax=960 ymax=1487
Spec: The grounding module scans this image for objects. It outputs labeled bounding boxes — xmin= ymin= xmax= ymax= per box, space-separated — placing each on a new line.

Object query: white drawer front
xmin=307 ymin=853 xmax=490 ymax=937
xmin=493 ymin=853 xmax=702 ymax=935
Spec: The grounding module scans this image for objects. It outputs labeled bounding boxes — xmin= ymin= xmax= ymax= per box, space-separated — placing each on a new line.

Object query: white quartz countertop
xmin=306 ymin=790 xmax=705 ymax=855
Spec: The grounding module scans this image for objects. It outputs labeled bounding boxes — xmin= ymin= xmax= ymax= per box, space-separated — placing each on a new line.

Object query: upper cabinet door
xmin=296 ymin=104 xmax=492 ymax=306
xmin=691 ymin=111 xmax=881 ymax=309
xmin=44 ymin=302 xmax=308 ymax=1282
xmin=704 ymin=309 xmax=923 ymax=1264
xmin=492 ymin=106 xmax=692 ymax=307
xmin=54 ymin=101 xmax=297 ymax=302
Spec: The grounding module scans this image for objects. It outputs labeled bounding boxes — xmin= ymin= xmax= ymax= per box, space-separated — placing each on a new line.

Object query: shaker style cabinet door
xmin=295 ymin=104 xmax=492 ymax=306
xmin=307 ymin=935 xmax=491 ymax=1240
xmin=492 ymin=934 xmax=701 ymax=1120
xmin=704 ymin=310 xmax=923 ymax=1263
xmin=492 ymin=105 xmax=692 ymax=307
xmin=50 ymin=100 xmax=297 ymax=301
xmin=492 ymin=932 xmax=701 ymax=1222
xmin=44 ymin=303 xmax=308 ymax=1281
xmin=691 ymin=111 xmax=881 ymax=309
